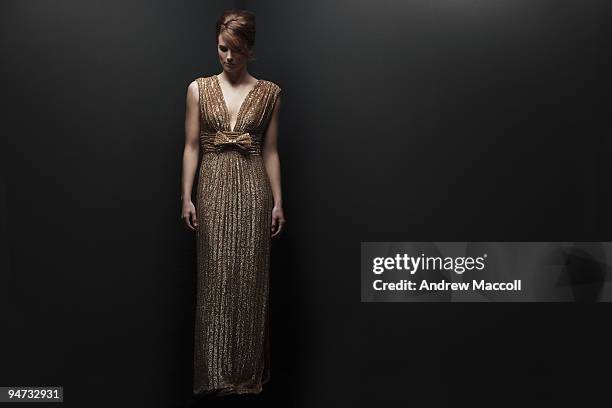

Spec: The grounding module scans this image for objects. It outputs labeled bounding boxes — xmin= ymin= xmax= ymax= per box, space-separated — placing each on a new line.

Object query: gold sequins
xmin=192 ymin=75 xmax=281 ymax=396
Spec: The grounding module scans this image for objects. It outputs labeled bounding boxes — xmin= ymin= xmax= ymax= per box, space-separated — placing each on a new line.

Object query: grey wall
xmin=246 ymin=0 xmax=611 ymax=406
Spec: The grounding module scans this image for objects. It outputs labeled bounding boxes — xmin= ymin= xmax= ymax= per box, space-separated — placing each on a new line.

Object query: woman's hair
xmin=216 ymin=10 xmax=256 ymax=61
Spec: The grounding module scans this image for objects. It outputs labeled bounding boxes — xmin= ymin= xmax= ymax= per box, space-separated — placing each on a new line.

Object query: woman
xmin=180 ymin=9 xmax=286 ymax=396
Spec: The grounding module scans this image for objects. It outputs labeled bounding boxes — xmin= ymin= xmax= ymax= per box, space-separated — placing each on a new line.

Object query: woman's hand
xmin=271 ymin=205 xmax=286 ymax=237
xmin=181 ymin=199 xmax=198 ymax=232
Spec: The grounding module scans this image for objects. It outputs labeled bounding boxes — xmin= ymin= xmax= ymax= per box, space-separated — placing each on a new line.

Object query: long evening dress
xmin=193 ymin=74 xmax=281 ymax=396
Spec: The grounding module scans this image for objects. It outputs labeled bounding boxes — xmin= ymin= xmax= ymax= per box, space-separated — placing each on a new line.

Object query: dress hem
xmin=193 ymin=375 xmax=270 ymax=397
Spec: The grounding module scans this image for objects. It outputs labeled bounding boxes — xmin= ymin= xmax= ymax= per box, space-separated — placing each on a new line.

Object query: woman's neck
xmin=219 ymin=68 xmax=250 ymax=85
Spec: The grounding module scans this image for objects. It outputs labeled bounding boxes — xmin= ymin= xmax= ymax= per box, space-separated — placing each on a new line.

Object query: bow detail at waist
xmin=212 ymin=130 xmax=252 ymax=151
xmin=200 ymin=130 xmax=262 ymax=155
xmin=199 ymin=130 xmax=256 ymax=155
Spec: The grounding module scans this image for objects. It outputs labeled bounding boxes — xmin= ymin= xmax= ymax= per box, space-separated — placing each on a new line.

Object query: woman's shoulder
xmin=258 ymin=78 xmax=282 ymax=94
xmin=189 ymin=75 xmax=215 ymax=85
xmin=194 ymin=75 xmax=214 ymax=83
xmin=187 ymin=76 xmax=206 ymax=89
xmin=187 ymin=75 xmax=215 ymax=93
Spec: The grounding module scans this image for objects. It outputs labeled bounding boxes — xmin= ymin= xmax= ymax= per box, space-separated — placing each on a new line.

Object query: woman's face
xmin=217 ymin=34 xmax=247 ymax=72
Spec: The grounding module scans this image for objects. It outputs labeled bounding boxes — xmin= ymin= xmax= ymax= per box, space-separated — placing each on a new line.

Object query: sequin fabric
xmin=193 ymin=75 xmax=281 ymax=396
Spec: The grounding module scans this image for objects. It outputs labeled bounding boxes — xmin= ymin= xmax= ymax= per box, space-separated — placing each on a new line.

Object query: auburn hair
xmin=216 ymin=10 xmax=256 ymax=61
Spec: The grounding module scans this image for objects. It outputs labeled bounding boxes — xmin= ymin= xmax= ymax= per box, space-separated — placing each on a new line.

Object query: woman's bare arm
xmin=262 ymin=93 xmax=286 ymax=237
xmin=180 ymin=80 xmax=200 ymax=232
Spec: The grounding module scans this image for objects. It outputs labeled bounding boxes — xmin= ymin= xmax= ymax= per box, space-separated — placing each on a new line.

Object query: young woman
xmin=180 ymin=9 xmax=285 ymax=396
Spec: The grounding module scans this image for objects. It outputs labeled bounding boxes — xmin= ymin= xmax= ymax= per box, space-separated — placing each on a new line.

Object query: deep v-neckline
xmin=214 ymin=74 xmax=262 ymax=132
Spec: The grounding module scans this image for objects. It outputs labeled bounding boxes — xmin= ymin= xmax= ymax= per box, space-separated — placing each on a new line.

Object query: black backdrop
xmin=2 ymin=0 xmax=611 ymax=407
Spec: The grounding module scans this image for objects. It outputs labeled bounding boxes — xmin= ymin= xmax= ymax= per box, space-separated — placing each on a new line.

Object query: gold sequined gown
xmin=193 ymin=75 xmax=281 ymax=396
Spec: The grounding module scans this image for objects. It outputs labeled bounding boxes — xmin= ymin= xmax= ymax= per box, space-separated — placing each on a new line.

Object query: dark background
xmin=1 ymin=0 xmax=611 ymax=407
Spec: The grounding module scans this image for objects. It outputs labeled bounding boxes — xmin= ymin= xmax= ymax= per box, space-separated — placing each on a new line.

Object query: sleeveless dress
xmin=193 ymin=74 xmax=281 ymax=396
